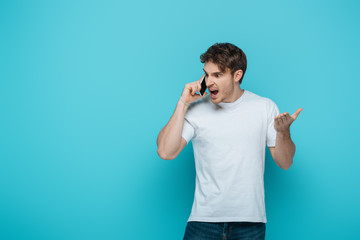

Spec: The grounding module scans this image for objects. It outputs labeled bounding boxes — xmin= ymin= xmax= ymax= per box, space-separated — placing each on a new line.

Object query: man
xmin=156 ymin=43 xmax=302 ymax=240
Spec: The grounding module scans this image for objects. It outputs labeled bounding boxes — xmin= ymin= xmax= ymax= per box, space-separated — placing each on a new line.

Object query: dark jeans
xmin=183 ymin=221 xmax=266 ymax=240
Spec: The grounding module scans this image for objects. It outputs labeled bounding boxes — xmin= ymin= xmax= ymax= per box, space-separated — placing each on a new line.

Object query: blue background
xmin=1 ymin=0 xmax=359 ymax=239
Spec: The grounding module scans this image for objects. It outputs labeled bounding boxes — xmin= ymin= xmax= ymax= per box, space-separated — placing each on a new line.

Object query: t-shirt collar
xmin=216 ymin=89 xmax=248 ymax=109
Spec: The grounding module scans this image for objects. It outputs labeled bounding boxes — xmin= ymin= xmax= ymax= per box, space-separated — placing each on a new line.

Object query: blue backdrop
xmin=1 ymin=0 xmax=359 ymax=239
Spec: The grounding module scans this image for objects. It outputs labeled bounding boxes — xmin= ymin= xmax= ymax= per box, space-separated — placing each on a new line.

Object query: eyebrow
xmin=203 ymin=68 xmax=224 ymax=75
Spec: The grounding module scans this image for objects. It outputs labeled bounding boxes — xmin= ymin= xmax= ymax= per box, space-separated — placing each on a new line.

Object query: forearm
xmin=275 ymin=130 xmax=296 ymax=170
xmin=157 ymin=99 xmax=188 ymax=158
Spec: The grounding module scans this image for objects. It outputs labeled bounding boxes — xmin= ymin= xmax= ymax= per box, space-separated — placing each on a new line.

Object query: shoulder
xmin=245 ymin=90 xmax=279 ymax=115
xmin=245 ymin=90 xmax=276 ymax=106
xmin=186 ymin=94 xmax=212 ymax=115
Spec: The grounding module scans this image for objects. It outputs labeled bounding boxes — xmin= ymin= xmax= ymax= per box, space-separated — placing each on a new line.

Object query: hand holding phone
xmin=180 ymin=74 xmax=208 ymax=105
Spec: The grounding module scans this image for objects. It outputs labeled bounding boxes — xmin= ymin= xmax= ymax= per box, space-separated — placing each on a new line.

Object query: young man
xmin=156 ymin=43 xmax=302 ymax=240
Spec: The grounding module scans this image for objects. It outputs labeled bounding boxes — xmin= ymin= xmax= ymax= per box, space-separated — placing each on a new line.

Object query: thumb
xmin=291 ymin=108 xmax=303 ymax=120
xmin=195 ymin=92 xmax=208 ymax=99
xmin=200 ymin=92 xmax=208 ymax=99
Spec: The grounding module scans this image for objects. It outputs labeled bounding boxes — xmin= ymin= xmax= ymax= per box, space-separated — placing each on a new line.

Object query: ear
xmin=233 ymin=69 xmax=243 ymax=83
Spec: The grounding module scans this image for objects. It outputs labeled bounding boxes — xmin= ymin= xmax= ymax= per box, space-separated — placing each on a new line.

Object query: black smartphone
xmin=200 ymin=75 xmax=207 ymax=96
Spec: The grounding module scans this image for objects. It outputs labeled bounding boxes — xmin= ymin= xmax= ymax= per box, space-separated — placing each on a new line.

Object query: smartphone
xmin=199 ymin=75 xmax=207 ymax=96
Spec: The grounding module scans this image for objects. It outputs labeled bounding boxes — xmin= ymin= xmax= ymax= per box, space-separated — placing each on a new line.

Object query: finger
xmin=285 ymin=112 xmax=294 ymax=123
xmin=282 ymin=113 xmax=291 ymax=124
xmin=197 ymin=81 xmax=201 ymax=93
xmin=199 ymin=92 xmax=208 ymax=98
xmin=291 ymin=108 xmax=303 ymax=120
xmin=185 ymin=83 xmax=192 ymax=95
xmin=198 ymin=74 xmax=205 ymax=83
xmin=194 ymin=83 xmax=200 ymax=94
xmin=283 ymin=112 xmax=291 ymax=122
xmin=188 ymin=84 xmax=193 ymax=95
xmin=279 ymin=114 xmax=286 ymax=124
xmin=276 ymin=113 xmax=283 ymax=120
xmin=193 ymin=93 xmax=202 ymax=100
xmin=192 ymin=84 xmax=199 ymax=95
xmin=275 ymin=115 xmax=283 ymax=125
xmin=194 ymin=91 xmax=208 ymax=100
xmin=274 ymin=115 xmax=280 ymax=122
xmin=191 ymin=85 xmax=196 ymax=95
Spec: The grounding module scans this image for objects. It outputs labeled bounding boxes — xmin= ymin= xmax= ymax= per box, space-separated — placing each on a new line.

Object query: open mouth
xmin=210 ymin=90 xmax=219 ymax=98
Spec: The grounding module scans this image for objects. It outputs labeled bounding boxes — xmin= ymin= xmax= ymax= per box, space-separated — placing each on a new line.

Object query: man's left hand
xmin=274 ymin=108 xmax=303 ymax=133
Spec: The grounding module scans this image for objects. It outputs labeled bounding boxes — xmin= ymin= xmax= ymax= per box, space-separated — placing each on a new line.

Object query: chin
xmin=211 ymin=97 xmax=221 ymax=103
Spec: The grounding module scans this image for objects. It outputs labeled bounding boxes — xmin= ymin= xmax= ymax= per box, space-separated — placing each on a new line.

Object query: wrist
xmin=179 ymin=97 xmax=189 ymax=107
xmin=277 ymin=130 xmax=291 ymax=138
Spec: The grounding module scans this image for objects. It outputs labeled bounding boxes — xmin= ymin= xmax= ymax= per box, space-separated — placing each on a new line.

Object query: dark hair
xmin=200 ymin=43 xmax=247 ymax=84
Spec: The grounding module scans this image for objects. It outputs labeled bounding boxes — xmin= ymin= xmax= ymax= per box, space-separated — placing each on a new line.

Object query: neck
xmin=224 ymin=86 xmax=244 ymax=103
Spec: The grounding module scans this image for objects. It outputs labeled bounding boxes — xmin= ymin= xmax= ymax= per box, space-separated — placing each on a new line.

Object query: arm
xmin=157 ymin=75 xmax=207 ymax=160
xmin=269 ymin=131 xmax=295 ymax=170
xmin=269 ymin=108 xmax=303 ymax=170
xmin=156 ymin=99 xmax=189 ymax=160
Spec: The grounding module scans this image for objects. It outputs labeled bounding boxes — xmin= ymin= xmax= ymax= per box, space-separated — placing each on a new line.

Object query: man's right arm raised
xmin=156 ymin=75 xmax=207 ymax=160
xmin=156 ymin=98 xmax=189 ymax=160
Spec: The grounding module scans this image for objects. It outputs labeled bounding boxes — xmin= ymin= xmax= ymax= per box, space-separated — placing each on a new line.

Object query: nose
xmin=205 ymin=76 xmax=215 ymax=88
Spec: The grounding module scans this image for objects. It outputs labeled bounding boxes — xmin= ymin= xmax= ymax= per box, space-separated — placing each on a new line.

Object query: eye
xmin=216 ymin=74 xmax=221 ymax=78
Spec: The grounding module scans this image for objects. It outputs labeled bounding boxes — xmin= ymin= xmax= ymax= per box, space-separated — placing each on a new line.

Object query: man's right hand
xmin=180 ymin=74 xmax=208 ymax=105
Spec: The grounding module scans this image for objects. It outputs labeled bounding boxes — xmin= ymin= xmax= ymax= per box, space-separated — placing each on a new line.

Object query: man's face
xmin=203 ymin=61 xmax=238 ymax=104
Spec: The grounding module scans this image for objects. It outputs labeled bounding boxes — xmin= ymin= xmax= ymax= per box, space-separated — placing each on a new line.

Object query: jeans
xmin=183 ymin=221 xmax=266 ymax=240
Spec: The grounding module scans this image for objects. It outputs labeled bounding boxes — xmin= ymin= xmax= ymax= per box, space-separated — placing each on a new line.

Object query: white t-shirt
xmin=181 ymin=89 xmax=280 ymax=223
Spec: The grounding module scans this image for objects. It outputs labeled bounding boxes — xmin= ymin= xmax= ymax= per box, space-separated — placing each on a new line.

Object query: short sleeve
xmin=181 ymin=106 xmax=196 ymax=144
xmin=266 ymin=99 xmax=280 ymax=147
xmin=181 ymin=118 xmax=195 ymax=144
